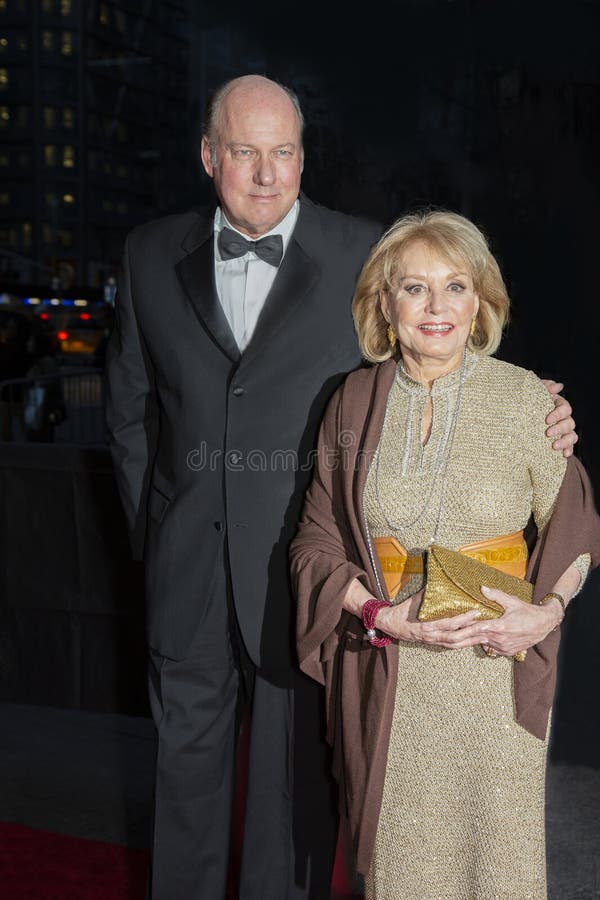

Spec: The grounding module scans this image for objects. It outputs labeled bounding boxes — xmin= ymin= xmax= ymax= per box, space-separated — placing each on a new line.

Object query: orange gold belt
xmin=373 ymin=530 xmax=528 ymax=599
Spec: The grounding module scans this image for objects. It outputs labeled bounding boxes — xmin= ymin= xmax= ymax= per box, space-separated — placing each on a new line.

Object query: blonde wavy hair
xmin=352 ymin=210 xmax=510 ymax=363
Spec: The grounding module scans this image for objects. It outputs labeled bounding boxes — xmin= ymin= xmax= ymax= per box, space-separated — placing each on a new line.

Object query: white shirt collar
xmin=214 ymin=199 xmax=300 ymax=262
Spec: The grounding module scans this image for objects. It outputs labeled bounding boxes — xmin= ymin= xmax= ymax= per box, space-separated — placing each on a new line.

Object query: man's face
xmin=201 ymin=85 xmax=303 ymax=238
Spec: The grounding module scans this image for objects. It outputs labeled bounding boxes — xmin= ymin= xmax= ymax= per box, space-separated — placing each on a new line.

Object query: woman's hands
xmin=474 ymin=564 xmax=581 ymax=655
xmin=343 ymin=579 xmax=482 ymax=647
xmin=344 ymin=571 xmax=572 ymax=654
xmin=376 ymin=587 xmax=563 ymax=655
xmin=389 ymin=587 xmax=562 ymax=657
xmin=475 ymin=588 xmax=563 ymax=657
xmin=375 ymin=590 xmax=483 ymax=646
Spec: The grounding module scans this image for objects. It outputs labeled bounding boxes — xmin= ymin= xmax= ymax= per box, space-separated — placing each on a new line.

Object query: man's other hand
xmin=541 ymin=380 xmax=578 ymax=458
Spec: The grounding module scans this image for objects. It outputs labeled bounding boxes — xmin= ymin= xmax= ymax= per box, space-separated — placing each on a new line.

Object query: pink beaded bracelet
xmin=361 ymin=598 xmax=394 ymax=647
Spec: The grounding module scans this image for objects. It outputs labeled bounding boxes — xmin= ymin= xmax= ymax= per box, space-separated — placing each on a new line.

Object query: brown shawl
xmin=290 ymin=359 xmax=600 ymax=876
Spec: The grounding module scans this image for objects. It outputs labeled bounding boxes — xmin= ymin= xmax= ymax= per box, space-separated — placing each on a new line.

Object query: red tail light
xmin=57 ymin=330 xmax=68 ymax=341
xmin=80 ymin=313 xmax=91 ymax=320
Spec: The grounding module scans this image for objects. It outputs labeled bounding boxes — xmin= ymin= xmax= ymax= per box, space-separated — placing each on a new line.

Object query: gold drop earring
xmin=469 ymin=316 xmax=477 ymax=337
xmin=387 ymin=324 xmax=397 ymax=348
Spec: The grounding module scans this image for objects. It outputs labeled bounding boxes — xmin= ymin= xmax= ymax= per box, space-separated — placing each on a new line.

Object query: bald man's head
xmin=200 ymin=75 xmax=304 ymax=238
xmin=205 ymin=75 xmax=304 ymax=155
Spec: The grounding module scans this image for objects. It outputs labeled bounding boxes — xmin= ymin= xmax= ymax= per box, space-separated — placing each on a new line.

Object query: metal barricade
xmin=0 ymin=369 xmax=108 ymax=445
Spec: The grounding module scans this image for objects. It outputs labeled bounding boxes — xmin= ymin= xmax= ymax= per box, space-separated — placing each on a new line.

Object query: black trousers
xmin=146 ymin=551 xmax=338 ymax=900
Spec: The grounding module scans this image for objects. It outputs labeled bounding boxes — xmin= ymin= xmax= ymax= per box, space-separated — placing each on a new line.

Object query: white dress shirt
xmin=213 ymin=200 xmax=299 ymax=352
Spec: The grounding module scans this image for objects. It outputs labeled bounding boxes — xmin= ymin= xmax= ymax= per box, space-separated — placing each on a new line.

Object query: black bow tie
xmin=218 ymin=227 xmax=283 ymax=267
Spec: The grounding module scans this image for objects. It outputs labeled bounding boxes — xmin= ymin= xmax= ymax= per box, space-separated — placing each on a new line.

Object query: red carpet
xmin=0 ymin=820 xmax=361 ymax=899
xmin=0 ymin=823 xmax=149 ymax=900
xmin=1 ymin=713 xmax=360 ymax=898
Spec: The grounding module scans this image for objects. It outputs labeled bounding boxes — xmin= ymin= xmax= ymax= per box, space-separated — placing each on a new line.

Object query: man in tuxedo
xmin=106 ymin=75 xmax=577 ymax=900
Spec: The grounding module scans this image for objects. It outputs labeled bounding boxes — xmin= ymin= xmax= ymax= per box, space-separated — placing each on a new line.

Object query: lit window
xmin=0 ymin=37 xmax=7 ymax=51
xmin=62 ymin=107 xmax=74 ymax=128
xmin=43 ymin=106 xmax=55 ymax=128
xmin=43 ymin=224 xmax=53 ymax=244
xmin=59 ymin=228 xmax=73 ymax=248
xmin=0 ymin=1 xmax=6 ymax=10
xmin=0 ymin=191 xmax=10 ymax=204
xmin=44 ymin=144 xmax=57 ymax=166
xmin=18 ymin=35 xmax=28 ymax=51
xmin=0 ymin=104 xmax=9 ymax=124
xmin=99 ymin=3 xmax=109 ymax=26
xmin=0 ymin=67 xmax=7 ymax=88
xmin=42 ymin=0 xmax=54 ymax=12
xmin=60 ymin=0 xmax=71 ymax=15
xmin=0 ymin=150 xmax=7 ymax=164
xmin=62 ymin=144 xmax=74 ymax=168
xmin=62 ymin=192 xmax=75 ymax=205
xmin=22 ymin=221 xmax=32 ymax=247
xmin=42 ymin=30 xmax=54 ymax=52
xmin=61 ymin=30 xmax=72 ymax=56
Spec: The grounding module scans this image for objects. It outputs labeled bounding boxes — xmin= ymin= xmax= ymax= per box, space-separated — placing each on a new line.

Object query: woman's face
xmin=381 ymin=241 xmax=479 ymax=370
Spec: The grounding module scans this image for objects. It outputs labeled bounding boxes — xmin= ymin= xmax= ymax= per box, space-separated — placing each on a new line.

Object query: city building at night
xmin=0 ymin=0 xmax=193 ymax=295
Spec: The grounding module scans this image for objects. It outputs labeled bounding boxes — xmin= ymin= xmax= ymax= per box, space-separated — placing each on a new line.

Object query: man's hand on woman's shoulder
xmin=541 ymin=379 xmax=577 ymax=458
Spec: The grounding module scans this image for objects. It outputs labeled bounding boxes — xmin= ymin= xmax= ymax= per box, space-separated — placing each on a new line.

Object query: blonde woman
xmin=290 ymin=211 xmax=600 ymax=899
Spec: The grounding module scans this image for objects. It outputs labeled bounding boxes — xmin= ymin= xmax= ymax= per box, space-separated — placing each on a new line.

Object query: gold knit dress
xmin=363 ymin=352 xmax=571 ymax=900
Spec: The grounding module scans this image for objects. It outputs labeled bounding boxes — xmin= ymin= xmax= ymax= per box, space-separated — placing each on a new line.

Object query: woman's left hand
xmin=437 ymin=586 xmax=563 ymax=657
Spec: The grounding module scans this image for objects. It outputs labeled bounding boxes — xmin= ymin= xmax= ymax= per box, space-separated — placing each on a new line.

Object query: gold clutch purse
xmin=418 ymin=544 xmax=533 ymax=661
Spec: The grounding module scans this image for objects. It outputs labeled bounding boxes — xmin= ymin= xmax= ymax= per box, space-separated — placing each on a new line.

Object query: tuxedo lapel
xmin=175 ymin=213 xmax=241 ymax=363
xmin=241 ymin=197 xmax=320 ymax=368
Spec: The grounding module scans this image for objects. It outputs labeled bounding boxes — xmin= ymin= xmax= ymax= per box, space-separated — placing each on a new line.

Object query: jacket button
xmin=232 ymin=386 xmax=245 ymax=397
xmin=213 ymin=521 xmax=224 ymax=532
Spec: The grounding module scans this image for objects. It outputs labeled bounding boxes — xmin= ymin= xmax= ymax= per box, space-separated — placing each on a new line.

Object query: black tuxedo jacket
xmin=106 ymin=194 xmax=380 ymax=669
